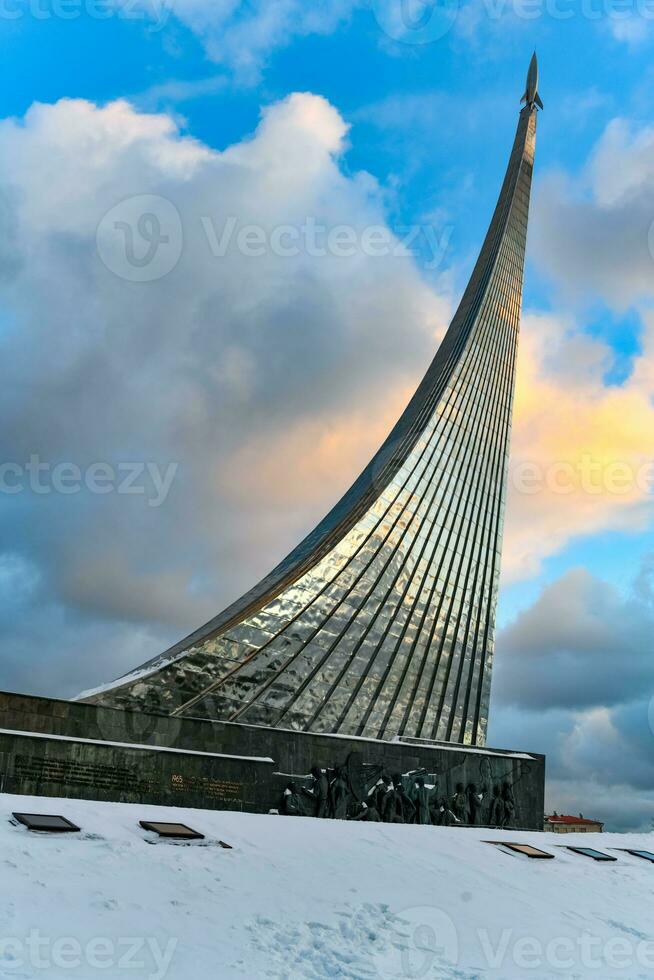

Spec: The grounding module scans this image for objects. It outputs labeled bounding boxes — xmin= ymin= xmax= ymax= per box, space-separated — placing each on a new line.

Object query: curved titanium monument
xmin=86 ymin=59 xmax=542 ymax=748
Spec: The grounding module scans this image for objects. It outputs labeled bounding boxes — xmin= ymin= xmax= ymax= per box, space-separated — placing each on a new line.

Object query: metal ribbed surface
xmin=86 ymin=105 xmax=538 ymax=747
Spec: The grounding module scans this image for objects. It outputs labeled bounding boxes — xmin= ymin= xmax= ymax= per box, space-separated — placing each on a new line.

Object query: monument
xmin=0 ymin=57 xmax=546 ymax=829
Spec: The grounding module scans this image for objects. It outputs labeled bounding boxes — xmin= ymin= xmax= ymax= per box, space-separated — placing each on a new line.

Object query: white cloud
xmin=0 ymin=92 xmax=447 ymax=694
xmin=606 ymin=13 xmax=650 ymax=45
xmin=150 ymin=0 xmax=358 ymax=82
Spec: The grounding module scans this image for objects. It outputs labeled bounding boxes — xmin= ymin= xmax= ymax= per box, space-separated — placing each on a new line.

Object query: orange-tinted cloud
xmin=504 ymin=310 xmax=654 ymax=581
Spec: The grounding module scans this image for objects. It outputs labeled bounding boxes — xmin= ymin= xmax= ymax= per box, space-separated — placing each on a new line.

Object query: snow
xmin=76 ymin=654 xmax=187 ymax=702
xmin=391 ymin=737 xmax=535 ymax=759
xmin=1 ymin=792 xmax=653 ymax=979
xmin=0 ymin=729 xmax=273 ymax=763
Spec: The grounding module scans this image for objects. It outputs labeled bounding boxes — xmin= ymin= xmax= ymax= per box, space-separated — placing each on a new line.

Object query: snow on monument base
xmin=0 ymin=690 xmax=545 ymax=829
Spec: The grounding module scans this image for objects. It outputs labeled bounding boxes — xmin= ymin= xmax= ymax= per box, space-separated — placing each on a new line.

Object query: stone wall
xmin=0 ymin=691 xmax=545 ymax=829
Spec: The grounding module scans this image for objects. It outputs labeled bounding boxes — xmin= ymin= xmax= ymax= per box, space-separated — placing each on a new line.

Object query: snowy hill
xmin=1 ymin=793 xmax=653 ymax=979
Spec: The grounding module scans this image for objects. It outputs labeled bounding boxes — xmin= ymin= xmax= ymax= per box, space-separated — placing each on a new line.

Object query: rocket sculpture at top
xmin=522 ymin=51 xmax=543 ymax=110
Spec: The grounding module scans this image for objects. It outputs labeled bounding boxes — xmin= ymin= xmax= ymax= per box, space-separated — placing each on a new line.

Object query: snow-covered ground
xmin=1 ymin=793 xmax=653 ymax=980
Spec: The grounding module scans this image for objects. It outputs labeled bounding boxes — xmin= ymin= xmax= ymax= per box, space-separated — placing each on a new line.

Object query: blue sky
xmin=0 ymin=0 xmax=654 ymax=829
xmin=2 ymin=4 xmax=651 ymax=267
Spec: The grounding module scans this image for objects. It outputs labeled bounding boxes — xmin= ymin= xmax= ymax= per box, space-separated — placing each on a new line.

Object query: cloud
xmin=146 ymin=0 xmax=358 ymax=82
xmin=489 ymin=560 xmax=654 ymax=831
xmin=531 ymin=116 xmax=654 ymax=308
xmin=496 ymin=114 xmax=654 ymax=581
xmin=132 ymin=75 xmax=228 ymax=113
xmin=605 ymin=12 xmax=650 ymax=45
xmin=494 ymin=567 xmax=654 ymax=711
xmin=451 ymin=0 xmax=653 ymax=54
xmin=503 ymin=308 xmax=654 ymax=581
xmin=0 ymin=92 xmax=447 ymax=696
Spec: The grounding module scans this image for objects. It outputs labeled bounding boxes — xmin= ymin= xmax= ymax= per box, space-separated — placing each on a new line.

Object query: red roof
xmin=545 ymin=814 xmax=603 ymax=826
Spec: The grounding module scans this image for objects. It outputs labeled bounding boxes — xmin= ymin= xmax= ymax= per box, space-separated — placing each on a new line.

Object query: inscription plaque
xmin=171 ymin=773 xmax=243 ymax=802
xmin=15 ymin=754 xmax=154 ymax=794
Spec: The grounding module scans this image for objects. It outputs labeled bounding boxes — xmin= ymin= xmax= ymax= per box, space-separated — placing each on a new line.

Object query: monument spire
xmin=84 ymin=67 xmax=541 ymax=747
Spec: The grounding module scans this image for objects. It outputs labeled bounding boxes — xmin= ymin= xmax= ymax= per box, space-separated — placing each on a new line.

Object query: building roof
xmin=545 ymin=814 xmax=604 ymax=826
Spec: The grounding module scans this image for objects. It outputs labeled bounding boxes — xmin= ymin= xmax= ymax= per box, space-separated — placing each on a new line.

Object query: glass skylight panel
xmin=566 ymin=847 xmax=616 ymax=862
xmin=13 ymin=813 xmax=80 ymax=833
xmin=486 ymin=841 xmax=554 ymax=859
xmin=139 ymin=821 xmax=204 ymax=840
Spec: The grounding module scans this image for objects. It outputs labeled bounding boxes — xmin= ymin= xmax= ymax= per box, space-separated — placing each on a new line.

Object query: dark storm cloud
xmin=489 ymin=561 xmax=654 ymax=831
xmin=494 ymin=567 xmax=654 ymax=710
xmin=530 ymin=118 xmax=654 ymax=308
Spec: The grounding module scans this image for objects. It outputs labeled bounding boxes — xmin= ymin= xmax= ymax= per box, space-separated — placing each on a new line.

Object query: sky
xmin=0 ymin=0 xmax=653 ymax=831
